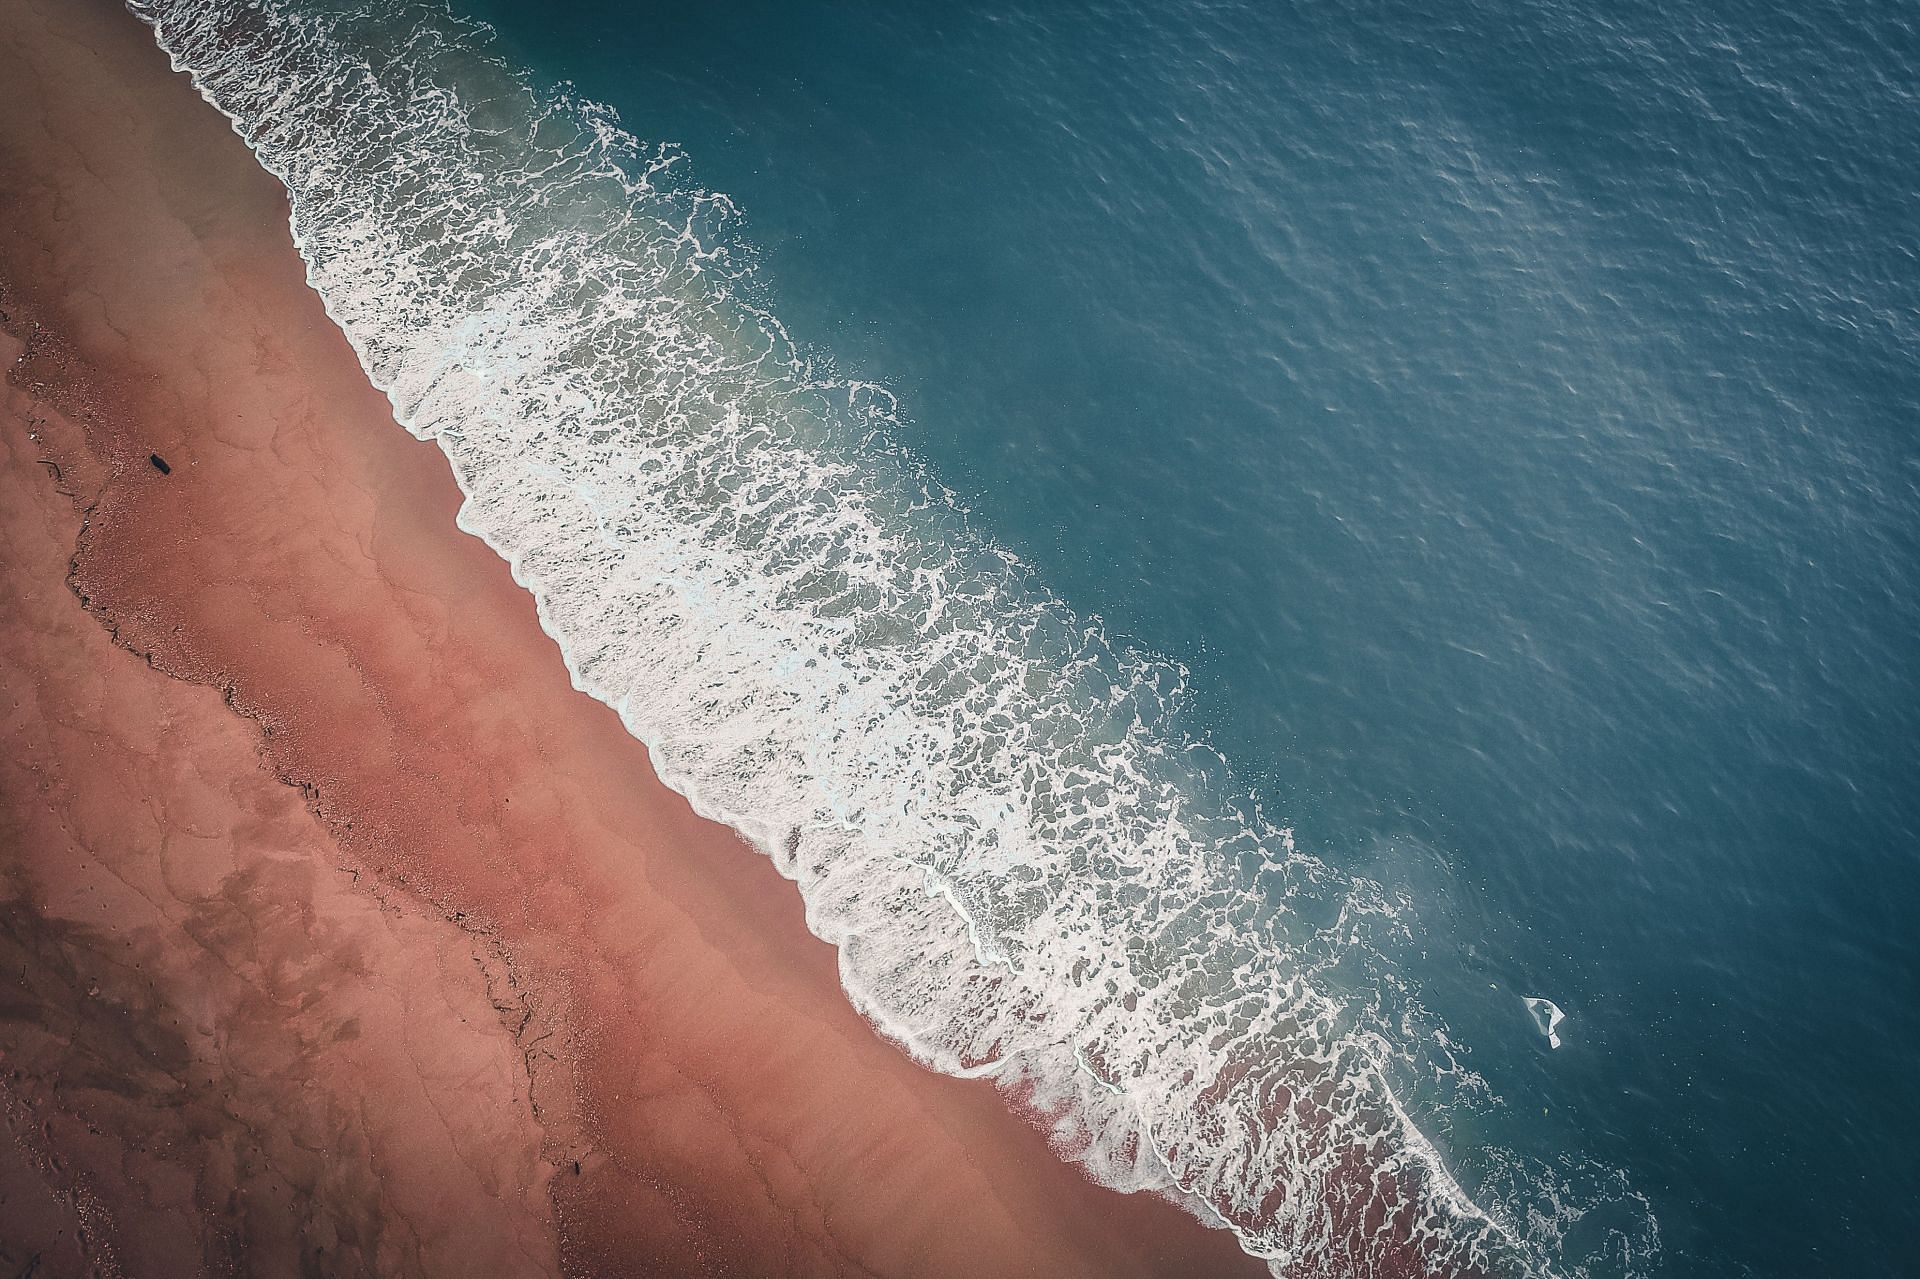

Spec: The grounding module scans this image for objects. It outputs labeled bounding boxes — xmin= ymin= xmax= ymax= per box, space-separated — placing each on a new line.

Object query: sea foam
xmin=128 ymin=1 xmax=1622 ymax=1272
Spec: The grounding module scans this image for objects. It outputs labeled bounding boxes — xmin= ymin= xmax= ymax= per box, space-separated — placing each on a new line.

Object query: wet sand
xmin=0 ymin=0 xmax=1271 ymax=1274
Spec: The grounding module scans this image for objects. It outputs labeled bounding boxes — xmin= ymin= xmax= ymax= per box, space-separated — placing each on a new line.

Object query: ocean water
xmin=133 ymin=0 xmax=1919 ymax=1275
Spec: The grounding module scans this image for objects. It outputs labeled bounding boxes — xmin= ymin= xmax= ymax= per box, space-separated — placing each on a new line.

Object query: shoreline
xmin=0 ymin=0 xmax=1270 ymax=1274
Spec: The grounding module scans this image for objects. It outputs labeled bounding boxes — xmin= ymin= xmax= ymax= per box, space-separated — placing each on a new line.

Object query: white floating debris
xmin=1524 ymin=996 xmax=1566 ymax=1049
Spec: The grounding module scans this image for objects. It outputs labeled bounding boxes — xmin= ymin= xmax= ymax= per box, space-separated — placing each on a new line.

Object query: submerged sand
xmin=0 ymin=0 xmax=1276 ymax=1274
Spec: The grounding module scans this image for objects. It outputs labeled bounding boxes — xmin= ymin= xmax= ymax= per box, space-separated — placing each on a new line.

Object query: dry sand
xmin=0 ymin=0 xmax=1273 ymax=1274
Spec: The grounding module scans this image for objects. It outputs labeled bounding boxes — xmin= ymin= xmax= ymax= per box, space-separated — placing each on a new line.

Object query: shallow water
xmin=149 ymin=0 xmax=1919 ymax=1273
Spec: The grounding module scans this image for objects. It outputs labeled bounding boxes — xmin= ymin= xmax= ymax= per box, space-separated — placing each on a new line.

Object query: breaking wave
xmin=130 ymin=1 xmax=1654 ymax=1272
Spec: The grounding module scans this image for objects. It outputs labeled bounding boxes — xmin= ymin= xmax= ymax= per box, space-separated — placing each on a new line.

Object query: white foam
xmin=125 ymin=1 xmax=1648 ymax=1272
xmin=1525 ymin=998 xmax=1567 ymax=1050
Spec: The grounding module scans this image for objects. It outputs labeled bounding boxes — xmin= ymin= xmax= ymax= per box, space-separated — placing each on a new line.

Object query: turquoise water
xmin=145 ymin=0 xmax=1917 ymax=1272
xmin=464 ymin=3 xmax=1919 ymax=1273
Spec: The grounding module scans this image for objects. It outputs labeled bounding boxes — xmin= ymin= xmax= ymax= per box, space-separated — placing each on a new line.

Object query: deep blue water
xmin=465 ymin=1 xmax=1920 ymax=1274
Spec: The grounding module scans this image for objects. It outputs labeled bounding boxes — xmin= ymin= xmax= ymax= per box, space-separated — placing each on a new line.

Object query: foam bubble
xmin=1524 ymin=998 xmax=1567 ymax=1050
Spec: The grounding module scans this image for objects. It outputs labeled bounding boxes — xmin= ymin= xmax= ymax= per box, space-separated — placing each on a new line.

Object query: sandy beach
xmin=0 ymin=0 xmax=1272 ymax=1274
